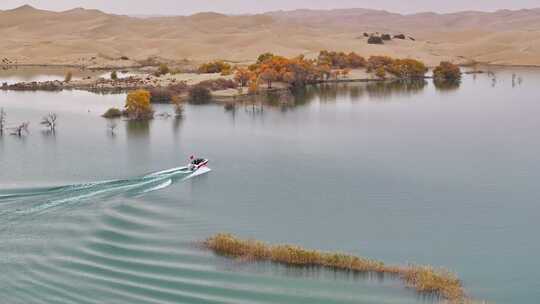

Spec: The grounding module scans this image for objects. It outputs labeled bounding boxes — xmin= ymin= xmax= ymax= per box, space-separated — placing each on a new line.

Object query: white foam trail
xmin=182 ymin=167 xmax=212 ymax=181
xmin=145 ymin=166 xmax=188 ymax=177
xmin=18 ymin=178 xmax=161 ymax=214
xmin=10 ymin=166 xmax=211 ymax=214
xmin=139 ymin=179 xmax=173 ymax=194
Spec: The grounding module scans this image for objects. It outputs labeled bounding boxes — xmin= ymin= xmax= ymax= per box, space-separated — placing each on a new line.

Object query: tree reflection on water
xmin=126 ymin=119 xmax=151 ymax=139
xmin=224 ymin=79 xmax=434 ymax=115
xmin=434 ymin=79 xmax=461 ymax=92
xmin=292 ymin=79 xmax=429 ymax=104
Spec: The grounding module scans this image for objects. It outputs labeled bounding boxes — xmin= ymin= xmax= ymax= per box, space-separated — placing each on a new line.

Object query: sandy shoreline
xmin=0 ymin=56 xmax=525 ymax=105
xmin=0 ymin=59 xmax=508 ymax=105
xmin=1 ymin=66 xmax=399 ymax=104
xmin=4 ymin=60 xmax=540 ymax=70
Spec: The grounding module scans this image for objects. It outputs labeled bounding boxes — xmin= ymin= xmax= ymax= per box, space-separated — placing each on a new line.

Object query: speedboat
xmin=188 ymin=158 xmax=209 ymax=171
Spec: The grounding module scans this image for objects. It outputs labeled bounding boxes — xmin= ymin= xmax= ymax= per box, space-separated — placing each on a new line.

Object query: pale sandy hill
xmin=2 ymin=5 xmax=540 ymax=67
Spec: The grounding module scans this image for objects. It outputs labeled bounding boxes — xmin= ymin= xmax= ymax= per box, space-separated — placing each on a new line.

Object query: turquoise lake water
xmin=1 ymin=68 xmax=539 ymax=303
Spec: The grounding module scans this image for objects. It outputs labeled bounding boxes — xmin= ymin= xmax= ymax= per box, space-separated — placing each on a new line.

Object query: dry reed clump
xmin=205 ymin=233 xmax=468 ymax=303
xmin=402 ymin=265 xmax=464 ymax=301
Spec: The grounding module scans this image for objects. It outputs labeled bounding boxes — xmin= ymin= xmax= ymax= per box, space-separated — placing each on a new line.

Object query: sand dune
xmin=2 ymin=5 xmax=540 ymax=67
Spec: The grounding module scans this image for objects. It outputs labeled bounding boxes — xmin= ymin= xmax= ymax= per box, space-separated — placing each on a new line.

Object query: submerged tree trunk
xmin=41 ymin=113 xmax=57 ymax=132
xmin=0 ymin=108 xmax=6 ymax=135
xmin=11 ymin=122 xmax=29 ymax=137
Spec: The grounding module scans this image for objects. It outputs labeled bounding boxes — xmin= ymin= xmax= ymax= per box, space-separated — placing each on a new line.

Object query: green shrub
xmin=155 ymin=63 xmax=170 ymax=76
xmin=367 ymin=56 xmax=394 ymax=72
xmin=257 ymin=52 xmax=275 ymax=64
xmin=317 ymin=51 xmax=366 ymax=68
xmin=387 ymin=59 xmax=428 ymax=78
xmin=188 ymin=85 xmax=212 ymax=104
xmin=198 ymin=61 xmax=232 ymax=74
xmin=149 ymin=88 xmax=173 ymax=103
xmin=102 ymin=107 xmax=123 ymax=118
xmin=375 ymin=67 xmax=386 ymax=79
xmin=367 ymin=36 xmax=384 ymax=44
xmin=433 ymin=61 xmax=462 ymax=81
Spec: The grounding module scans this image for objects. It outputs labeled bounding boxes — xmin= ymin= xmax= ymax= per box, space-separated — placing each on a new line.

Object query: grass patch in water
xmin=205 ymin=233 xmax=478 ymax=303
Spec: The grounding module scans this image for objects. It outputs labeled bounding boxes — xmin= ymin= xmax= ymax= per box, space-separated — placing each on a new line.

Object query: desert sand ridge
xmin=2 ymin=5 xmax=540 ymax=67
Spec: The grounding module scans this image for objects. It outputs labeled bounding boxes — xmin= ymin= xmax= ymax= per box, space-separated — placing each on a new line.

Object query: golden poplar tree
xmin=125 ymin=89 xmax=153 ymax=119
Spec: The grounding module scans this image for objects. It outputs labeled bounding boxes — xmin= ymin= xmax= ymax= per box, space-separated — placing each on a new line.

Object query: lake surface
xmin=1 ymin=68 xmax=539 ymax=304
xmin=0 ymin=66 xmax=138 ymax=84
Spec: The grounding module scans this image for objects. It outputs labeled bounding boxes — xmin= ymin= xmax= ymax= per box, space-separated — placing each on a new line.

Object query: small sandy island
xmin=0 ymin=67 xmax=386 ymax=103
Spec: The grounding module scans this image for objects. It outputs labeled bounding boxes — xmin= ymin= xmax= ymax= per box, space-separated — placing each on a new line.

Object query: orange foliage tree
xmin=240 ymin=52 xmax=427 ymax=92
xmin=367 ymin=56 xmax=395 ymax=72
xmin=317 ymin=64 xmax=332 ymax=80
xmin=248 ymin=78 xmax=260 ymax=94
xmin=317 ymin=51 xmax=366 ymax=69
xmin=433 ymin=61 xmax=461 ymax=81
xmin=375 ymin=66 xmax=386 ymax=79
xmin=198 ymin=61 xmax=232 ymax=74
xmin=341 ymin=68 xmax=351 ymax=77
xmin=248 ymin=54 xmax=321 ymax=88
xmin=257 ymin=52 xmax=274 ymax=64
xmin=387 ymin=59 xmax=428 ymax=78
xmin=125 ymin=89 xmax=153 ymax=119
xmin=234 ymin=68 xmax=253 ymax=87
xmin=259 ymin=66 xmax=279 ymax=89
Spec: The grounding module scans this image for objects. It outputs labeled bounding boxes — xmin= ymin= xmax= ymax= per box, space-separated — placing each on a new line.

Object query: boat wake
xmin=0 ymin=166 xmax=211 ymax=215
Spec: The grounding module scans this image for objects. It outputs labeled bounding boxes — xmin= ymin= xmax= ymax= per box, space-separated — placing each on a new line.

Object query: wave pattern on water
xmin=0 ymin=165 xmax=422 ymax=304
xmin=0 ymin=166 xmax=211 ymax=215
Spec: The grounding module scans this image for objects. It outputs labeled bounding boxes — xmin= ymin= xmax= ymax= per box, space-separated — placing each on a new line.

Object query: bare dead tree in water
xmin=10 ymin=122 xmax=29 ymax=137
xmin=0 ymin=108 xmax=6 ymax=136
xmin=40 ymin=113 xmax=57 ymax=132
xmin=171 ymin=96 xmax=184 ymax=119
xmin=156 ymin=112 xmax=172 ymax=119
xmin=174 ymin=103 xmax=184 ymax=118
xmin=107 ymin=121 xmax=117 ymax=136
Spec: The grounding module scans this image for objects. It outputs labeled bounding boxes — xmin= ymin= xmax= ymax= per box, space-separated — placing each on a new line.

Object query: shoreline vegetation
xmin=1 ymin=51 xmax=463 ymax=104
xmin=205 ymin=233 xmax=484 ymax=304
xmin=1 ymin=51 xmax=466 ymax=123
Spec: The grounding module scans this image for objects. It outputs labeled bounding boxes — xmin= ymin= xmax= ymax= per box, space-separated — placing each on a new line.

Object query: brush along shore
xmin=0 ymin=69 xmax=384 ymax=93
xmin=1 ymin=52 xmax=460 ymax=107
xmin=205 ymin=233 xmax=487 ymax=304
xmin=0 ymin=52 xmax=429 ymax=94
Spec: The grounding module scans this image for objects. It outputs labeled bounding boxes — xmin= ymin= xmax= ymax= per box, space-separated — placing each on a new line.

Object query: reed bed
xmin=204 ymin=233 xmax=469 ymax=303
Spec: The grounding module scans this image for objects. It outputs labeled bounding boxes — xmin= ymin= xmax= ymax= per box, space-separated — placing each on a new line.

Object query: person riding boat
xmin=188 ymin=155 xmax=208 ymax=171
